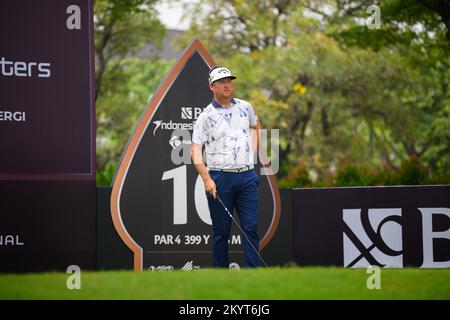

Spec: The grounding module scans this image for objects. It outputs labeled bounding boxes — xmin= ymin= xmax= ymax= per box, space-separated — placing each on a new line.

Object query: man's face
xmin=210 ymin=77 xmax=233 ymax=100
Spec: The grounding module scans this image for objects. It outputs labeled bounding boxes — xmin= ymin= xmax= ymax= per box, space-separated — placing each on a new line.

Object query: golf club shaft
xmin=216 ymin=194 xmax=269 ymax=268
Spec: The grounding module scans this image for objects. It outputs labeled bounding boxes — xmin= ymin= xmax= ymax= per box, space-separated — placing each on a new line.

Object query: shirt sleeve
xmin=248 ymin=102 xmax=258 ymax=126
xmin=192 ymin=113 xmax=208 ymax=145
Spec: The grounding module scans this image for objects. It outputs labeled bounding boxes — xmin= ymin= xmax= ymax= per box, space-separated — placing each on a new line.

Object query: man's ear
xmin=209 ymin=83 xmax=214 ymax=91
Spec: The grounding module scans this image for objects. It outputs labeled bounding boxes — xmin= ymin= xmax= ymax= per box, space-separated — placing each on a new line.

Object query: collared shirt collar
xmin=211 ymin=98 xmax=236 ymax=109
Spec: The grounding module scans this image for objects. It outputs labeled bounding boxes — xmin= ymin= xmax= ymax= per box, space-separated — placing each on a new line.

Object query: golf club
xmin=215 ymin=193 xmax=269 ymax=268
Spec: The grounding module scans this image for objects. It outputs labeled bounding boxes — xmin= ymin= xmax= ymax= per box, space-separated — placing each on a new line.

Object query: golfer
xmin=191 ymin=66 xmax=261 ymax=268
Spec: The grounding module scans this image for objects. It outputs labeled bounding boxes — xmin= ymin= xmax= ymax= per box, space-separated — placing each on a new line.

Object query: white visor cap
xmin=209 ymin=67 xmax=237 ymax=84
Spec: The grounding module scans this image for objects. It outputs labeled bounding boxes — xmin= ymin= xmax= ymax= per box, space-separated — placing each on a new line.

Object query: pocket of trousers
xmin=253 ymin=169 xmax=260 ymax=187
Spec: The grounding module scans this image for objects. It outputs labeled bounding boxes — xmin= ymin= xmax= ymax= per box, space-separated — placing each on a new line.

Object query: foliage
xmin=93 ymin=1 xmax=449 ymax=187
xmin=278 ymin=162 xmax=312 ymax=188
xmin=94 ymin=0 xmax=165 ymax=98
xmin=278 ymin=156 xmax=446 ymax=187
xmin=180 ymin=0 xmax=450 ymax=186
xmin=96 ymin=58 xmax=173 ymax=186
xmin=94 ymin=0 xmax=169 ymax=186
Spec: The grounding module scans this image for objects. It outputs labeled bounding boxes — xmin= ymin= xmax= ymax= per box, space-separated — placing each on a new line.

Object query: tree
xmin=181 ymin=0 xmax=449 ymax=184
xmin=94 ymin=0 xmax=169 ymax=184
xmin=94 ymin=0 xmax=165 ymax=99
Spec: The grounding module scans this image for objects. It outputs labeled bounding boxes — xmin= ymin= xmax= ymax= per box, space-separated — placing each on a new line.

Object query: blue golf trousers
xmin=206 ymin=169 xmax=260 ymax=268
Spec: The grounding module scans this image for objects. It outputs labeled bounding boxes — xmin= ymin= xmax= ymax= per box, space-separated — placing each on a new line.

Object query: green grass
xmin=0 ymin=267 xmax=449 ymax=300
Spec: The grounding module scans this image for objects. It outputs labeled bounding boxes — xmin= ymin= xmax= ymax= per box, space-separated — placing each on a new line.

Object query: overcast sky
xmin=155 ymin=1 xmax=197 ymax=31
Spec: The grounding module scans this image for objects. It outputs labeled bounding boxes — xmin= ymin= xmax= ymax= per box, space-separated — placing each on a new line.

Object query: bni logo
xmin=181 ymin=107 xmax=193 ymax=119
xmin=343 ymin=208 xmax=403 ymax=268
xmin=180 ymin=107 xmax=203 ymax=120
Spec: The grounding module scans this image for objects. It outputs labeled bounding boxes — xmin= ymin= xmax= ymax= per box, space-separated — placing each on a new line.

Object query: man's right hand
xmin=191 ymin=142 xmax=217 ymax=199
xmin=204 ymin=178 xmax=217 ymax=199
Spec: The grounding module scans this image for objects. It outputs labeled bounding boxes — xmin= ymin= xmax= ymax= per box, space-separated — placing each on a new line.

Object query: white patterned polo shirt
xmin=192 ymin=98 xmax=258 ymax=170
